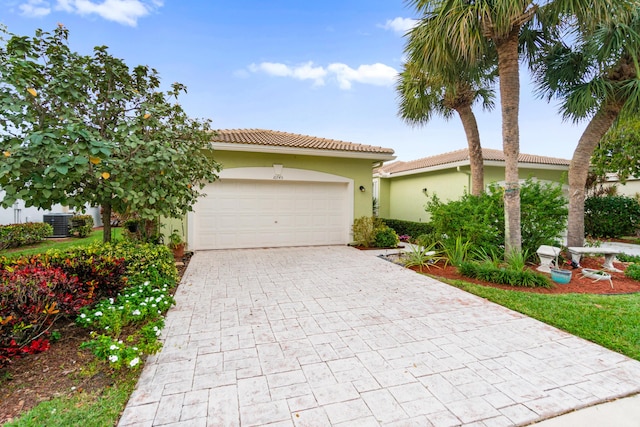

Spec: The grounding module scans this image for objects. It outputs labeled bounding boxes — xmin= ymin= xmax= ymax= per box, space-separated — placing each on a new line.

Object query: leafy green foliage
xmin=457 ymin=261 xmax=552 ymax=288
xmin=441 ymin=236 xmax=472 ymax=267
xmin=70 ymin=215 xmax=94 ymax=238
xmin=0 ymin=26 xmax=221 ymax=242
xmin=585 ymin=195 xmax=640 ymax=238
xmin=426 ymin=179 xmax=567 ymax=260
xmin=593 ymin=114 xmax=640 ymax=183
xmin=381 ymin=218 xmax=434 ymax=240
xmin=373 ymin=226 xmax=400 ymax=248
xmin=0 ymin=241 xmax=177 ymax=367
xmin=618 ymin=253 xmax=640 ymax=263
xmin=0 ymin=222 xmax=52 ymax=250
xmin=403 ymin=242 xmax=443 ymax=272
xmin=505 ymin=248 xmax=529 ymax=271
xmin=352 ymin=216 xmax=384 ymax=247
xmin=625 ymin=263 xmax=640 ymax=281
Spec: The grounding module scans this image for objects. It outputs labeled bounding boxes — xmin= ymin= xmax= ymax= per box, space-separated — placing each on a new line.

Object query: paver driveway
xmin=119 ymin=246 xmax=640 ymax=426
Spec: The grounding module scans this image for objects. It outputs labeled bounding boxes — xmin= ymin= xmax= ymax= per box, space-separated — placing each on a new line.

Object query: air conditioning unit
xmin=43 ymin=213 xmax=73 ymax=237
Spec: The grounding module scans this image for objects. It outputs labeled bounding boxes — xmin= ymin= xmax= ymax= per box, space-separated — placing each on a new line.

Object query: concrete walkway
xmin=118 ymin=246 xmax=640 ymax=426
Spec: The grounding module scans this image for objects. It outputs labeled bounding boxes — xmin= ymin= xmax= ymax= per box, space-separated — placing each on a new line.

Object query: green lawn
xmin=443 ymin=278 xmax=640 ymax=361
xmin=0 ymin=228 xmax=123 ymax=257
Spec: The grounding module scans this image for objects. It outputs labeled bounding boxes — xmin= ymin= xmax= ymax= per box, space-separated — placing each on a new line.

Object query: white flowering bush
xmin=75 ymin=244 xmax=177 ymax=370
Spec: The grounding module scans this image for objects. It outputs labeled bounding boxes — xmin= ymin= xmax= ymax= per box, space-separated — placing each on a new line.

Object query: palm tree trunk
xmin=101 ymin=202 xmax=112 ymax=243
xmin=497 ymin=30 xmax=521 ymax=254
xmin=456 ymin=104 xmax=484 ymax=196
xmin=567 ymin=103 xmax=622 ymax=247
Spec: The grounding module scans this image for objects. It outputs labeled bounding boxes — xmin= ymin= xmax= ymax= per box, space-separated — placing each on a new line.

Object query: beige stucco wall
xmin=380 ymin=164 xmax=568 ymax=223
xmin=607 ymin=178 xmax=640 ymax=198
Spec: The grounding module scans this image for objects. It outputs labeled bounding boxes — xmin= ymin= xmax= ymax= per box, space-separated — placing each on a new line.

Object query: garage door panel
xmin=193 ymin=179 xmax=350 ymax=249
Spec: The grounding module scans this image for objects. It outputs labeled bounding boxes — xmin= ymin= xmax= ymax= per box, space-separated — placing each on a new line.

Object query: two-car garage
xmin=190 ymin=176 xmax=351 ymax=250
xmin=184 ymin=129 xmax=395 ymax=251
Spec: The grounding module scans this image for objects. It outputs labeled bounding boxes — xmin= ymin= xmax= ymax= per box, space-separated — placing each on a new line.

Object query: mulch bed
xmin=408 ymin=256 xmax=640 ymax=295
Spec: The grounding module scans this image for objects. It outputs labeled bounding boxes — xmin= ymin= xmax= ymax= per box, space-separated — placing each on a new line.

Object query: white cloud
xmin=53 ymin=0 xmax=163 ymax=26
xmin=249 ymin=61 xmax=327 ymax=86
xmin=18 ymin=0 xmax=51 ymax=17
xmin=379 ymin=17 xmax=418 ymax=35
xmin=328 ymin=63 xmax=398 ymax=90
xmin=249 ymin=61 xmax=397 ymax=90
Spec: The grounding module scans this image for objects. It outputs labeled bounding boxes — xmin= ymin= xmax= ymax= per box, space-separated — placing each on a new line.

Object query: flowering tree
xmin=0 ymin=26 xmax=221 ymax=242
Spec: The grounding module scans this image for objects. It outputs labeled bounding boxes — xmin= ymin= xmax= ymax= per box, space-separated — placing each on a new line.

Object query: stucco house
xmin=178 ymin=129 xmax=395 ymax=250
xmin=0 ymin=191 xmax=102 ymax=228
xmin=374 ymin=148 xmax=570 ymax=223
xmin=603 ymin=174 xmax=640 ymax=198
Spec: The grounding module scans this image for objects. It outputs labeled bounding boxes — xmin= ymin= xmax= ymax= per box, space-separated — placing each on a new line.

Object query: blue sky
xmin=1 ymin=0 xmax=588 ymax=161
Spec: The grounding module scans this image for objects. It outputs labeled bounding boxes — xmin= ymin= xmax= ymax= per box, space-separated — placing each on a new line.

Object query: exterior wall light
xmin=359 ymin=185 xmax=366 ymax=192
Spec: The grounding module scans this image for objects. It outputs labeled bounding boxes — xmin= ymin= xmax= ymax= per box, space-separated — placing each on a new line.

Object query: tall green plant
xmin=442 ymin=236 xmax=472 ymax=267
xmin=403 ymin=242 xmax=443 ymax=272
xmin=0 ymin=26 xmax=221 ymax=243
xmin=352 ymin=216 xmax=383 ymax=248
xmin=426 ymin=179 xmax=567 ymax=261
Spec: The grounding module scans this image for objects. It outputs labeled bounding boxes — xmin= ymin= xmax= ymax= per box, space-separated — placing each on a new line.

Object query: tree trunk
xmin=101 ymin=202 xmax=112 ymax=244
xmin=456 ymin=104 xmax=484 ymax=196
xmin=496 ymin=30 xmax=521 ymax=255
xmin=566 ymin=103 xmax=622 ymax=247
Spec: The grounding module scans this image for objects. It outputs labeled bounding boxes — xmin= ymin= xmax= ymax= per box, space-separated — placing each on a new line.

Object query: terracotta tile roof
xmin=212 ymin=129 xmax=395 ymax=155
xmin=377 ymin=148 xmax=570 ymax=175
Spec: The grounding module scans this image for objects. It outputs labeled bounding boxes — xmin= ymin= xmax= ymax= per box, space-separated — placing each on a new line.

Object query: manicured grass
xmin=0 ymin=228 xmax=123 ymax=257
xmin=444 ymin=279 xmax=640 ymax=361
xmin=4 ymin=377 xmax=137 ymax=427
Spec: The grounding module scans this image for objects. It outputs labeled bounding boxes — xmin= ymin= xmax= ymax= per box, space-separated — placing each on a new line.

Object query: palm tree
xmin=405 ymin=0 xmax=632 ymax=253
xmin=396 ymin=59 xmax=495 ymax=196
xmin=406 ymin=0 xmax=539 ymax=254
xmin=533 ymin=6 xmax=640 ymax=247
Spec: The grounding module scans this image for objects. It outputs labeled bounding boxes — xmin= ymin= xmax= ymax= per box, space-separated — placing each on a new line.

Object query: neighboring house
xmin=0 ymin=190 xmax=103 ymax=227
xmin=603 ymin=174 xmax=640 ymax=198
xmin=374 ymin=148 xmax=570 ymax=223
xmin=177 ymin=129 xmax=395 ymax=250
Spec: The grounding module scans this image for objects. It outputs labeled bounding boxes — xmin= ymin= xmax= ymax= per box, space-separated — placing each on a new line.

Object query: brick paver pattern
xmin=118 ymin=246 xmax=640 ymax=426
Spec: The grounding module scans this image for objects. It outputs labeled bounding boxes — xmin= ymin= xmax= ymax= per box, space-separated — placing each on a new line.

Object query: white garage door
xmin=192 ymin=179 xmax=351 ymax=250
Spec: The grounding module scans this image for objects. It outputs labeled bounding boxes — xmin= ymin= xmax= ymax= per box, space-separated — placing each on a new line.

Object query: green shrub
xmin=426 ymin=178 xmax=567 ymax=261
xmin=352 ymin=216 xmax=384 ymax=247
xmin=618 ymin=253 xmax=640 ymax=263
xmin=457 ymin=261 xmax=552 ymax=288
xmin=380 ymin=218 xmax=434 ymax=240
xmin=70 ymin=214 xmax=94 ymax=238
xmin=585 ymin=195 xmax=640 ymax=238
xmin=625 ymin=263 xmax=640 ymax=281
xmin=441 ymin=236 xmax=472 ymax=267
xmin=41 ymin=241 xmax=178 ymax=286
xmin=0 ymin=222 xmax=53 ymax=250
xmin=373 ymin=226 xmax=399 ymax=248
xmin=0 ymin=241 xmax=178 ymax=368
xmin=403 ymin=242 xmax=444 ymax=272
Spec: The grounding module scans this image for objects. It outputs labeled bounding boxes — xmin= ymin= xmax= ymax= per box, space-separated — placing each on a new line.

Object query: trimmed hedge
xmin=0 ymin=222 xmax=53 ymax=250
xmin=381 ymin=218 xmax=434 ymax=239
xmin=585 ymin=196 xmax=640 ymax=238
